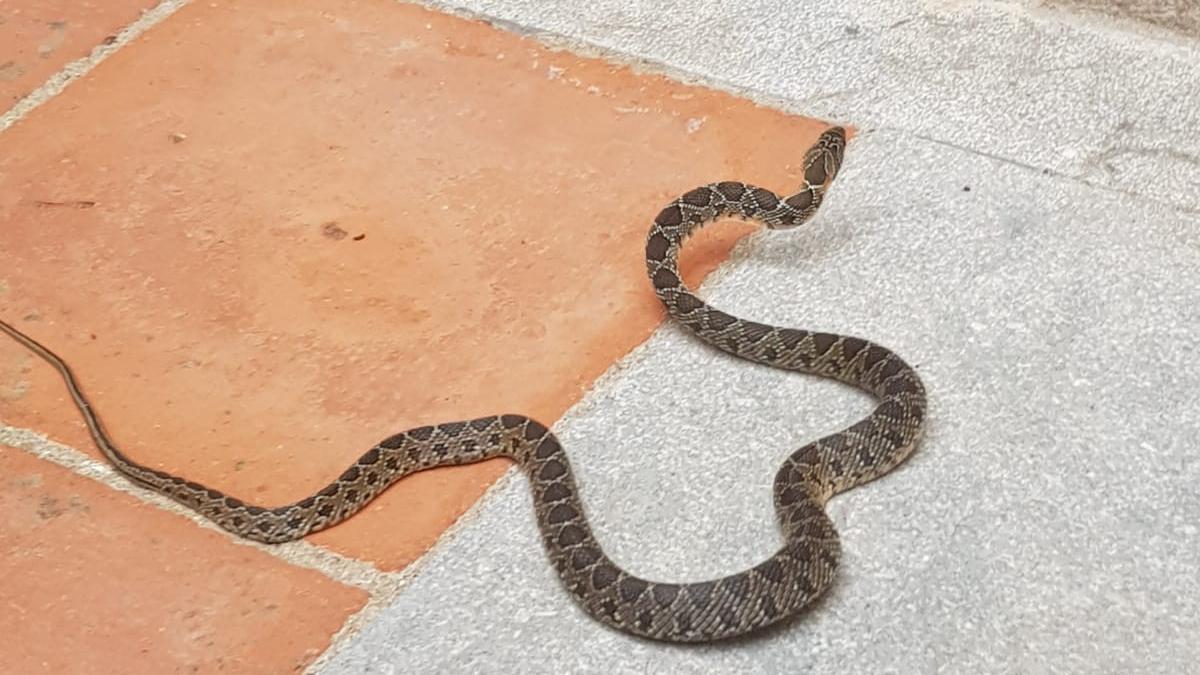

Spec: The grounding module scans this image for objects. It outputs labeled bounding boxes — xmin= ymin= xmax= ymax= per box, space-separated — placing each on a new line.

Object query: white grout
xmin=0 ymin=0 xmax=193 ymax=133
xmin=0 ymin=425 xmax=400 ymax=593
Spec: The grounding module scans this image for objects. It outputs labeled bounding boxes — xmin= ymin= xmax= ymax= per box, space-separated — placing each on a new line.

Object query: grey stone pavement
xmin=317 ymin=1 xmax=1200 ymax=673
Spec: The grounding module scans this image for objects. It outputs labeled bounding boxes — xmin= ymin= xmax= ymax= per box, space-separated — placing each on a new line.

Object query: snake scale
xmin=0 ymin=126 xmax=926 ymax=643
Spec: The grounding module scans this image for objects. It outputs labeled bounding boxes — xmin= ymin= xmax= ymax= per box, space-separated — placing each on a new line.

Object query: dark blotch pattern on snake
xmin=0 ymin=126 xmax=926 ymax=643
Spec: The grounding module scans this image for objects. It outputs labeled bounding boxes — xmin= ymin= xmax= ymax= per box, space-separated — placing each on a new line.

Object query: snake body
xmin=0 ymin=126 xmax=926 ymax=642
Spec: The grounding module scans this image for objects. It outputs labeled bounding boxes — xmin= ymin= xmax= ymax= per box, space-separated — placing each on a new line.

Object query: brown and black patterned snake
xmin=0 ymin=126 xmax=926 ymax=642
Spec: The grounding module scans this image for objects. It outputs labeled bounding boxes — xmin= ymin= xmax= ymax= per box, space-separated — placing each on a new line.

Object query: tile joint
xmin=0 ymin=0 xmax=194 ymax=132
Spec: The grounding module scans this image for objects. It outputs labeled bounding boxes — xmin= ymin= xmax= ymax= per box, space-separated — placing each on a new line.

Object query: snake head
xmin=802 ymin=126 xmax=846 ymax=190
xmin=763 ymin=126 xmax=845 ymax=230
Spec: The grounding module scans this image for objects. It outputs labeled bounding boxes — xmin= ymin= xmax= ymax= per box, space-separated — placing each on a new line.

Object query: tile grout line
xmin=0 ymin=420 xmax=526 ymax=672
xmin=0 ymin=0 xmax=193 ymax=132
xmin=0 ymin=423 xmax=402 ymax=594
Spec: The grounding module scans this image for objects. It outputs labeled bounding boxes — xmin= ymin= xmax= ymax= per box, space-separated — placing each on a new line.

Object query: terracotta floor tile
xmin=0 ymin=446 xmax=367 ymax=674
xmin=0 ymin=0 xmax=843 ymax=569
xmin=0 ymin=0 xmax=161 ymax=107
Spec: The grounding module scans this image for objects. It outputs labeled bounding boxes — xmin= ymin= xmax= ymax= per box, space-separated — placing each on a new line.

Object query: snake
xmin=0 ymin=125 xmax=926 ymax=643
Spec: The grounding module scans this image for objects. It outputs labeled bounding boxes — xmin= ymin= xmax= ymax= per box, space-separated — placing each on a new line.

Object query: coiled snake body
xmin=0 ymin=126 xmax=926 ymax=643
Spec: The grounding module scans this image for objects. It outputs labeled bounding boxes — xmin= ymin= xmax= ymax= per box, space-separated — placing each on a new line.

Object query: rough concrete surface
xmin=319 ymin=128 xmax=1200 ymax=673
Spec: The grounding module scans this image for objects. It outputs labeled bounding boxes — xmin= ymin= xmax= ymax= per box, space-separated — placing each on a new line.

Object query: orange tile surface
xmin=0 ymin=446 xmax=367 ymax=674
xmin=0 ymin=0 xmax=840 ymax=571
xmin=0 ymin=0 xmax=161 ymax=106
